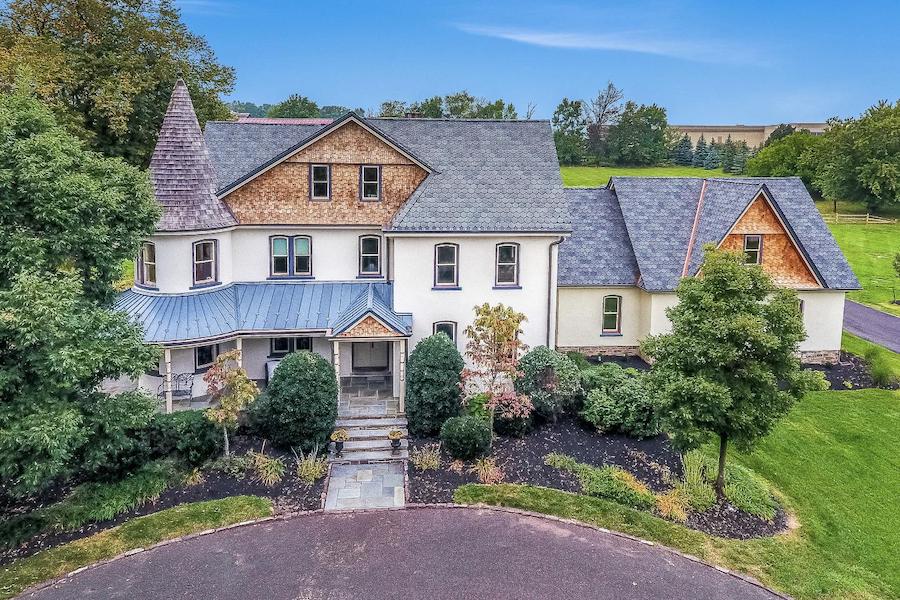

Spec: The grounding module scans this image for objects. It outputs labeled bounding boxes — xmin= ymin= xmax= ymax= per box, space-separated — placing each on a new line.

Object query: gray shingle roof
xmin=116 ymin=281 xmax=410 ymax=344
xmin=150 ymin=80 xmax=237 ymax=232
xmin=565 ymin=177 xmax=859 ymax=292
xmin=202 ymin=116 xmax=571 ymax=233
xmin=558 ymin=188 xmax=639 ymax=286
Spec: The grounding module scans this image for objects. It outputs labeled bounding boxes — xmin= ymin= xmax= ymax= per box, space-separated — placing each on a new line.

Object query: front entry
xmin=351 ymin=341 xmax=390 ymax=373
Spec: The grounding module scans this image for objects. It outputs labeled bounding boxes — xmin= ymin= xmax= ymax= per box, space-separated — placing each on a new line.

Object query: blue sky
xmin=178 ymin=0 xmax=900 ymax=123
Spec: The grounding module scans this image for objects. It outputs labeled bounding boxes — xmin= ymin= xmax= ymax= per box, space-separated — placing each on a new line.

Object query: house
xmin=117 ymin=81 xmax=858 ymax=421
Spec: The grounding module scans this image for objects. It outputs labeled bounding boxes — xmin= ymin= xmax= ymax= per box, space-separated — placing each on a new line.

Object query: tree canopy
xmin=377 ymin=91 xmax=518 ymax=119
xmin=266 ymin=94 xmax=320 ymax=118
xmin=746 ymin=130 xmax=824 ymax=194
xmin=764 ymin=124 xmax=795 ymax=147
xmin=552 ymin=98 xmax=587 ymax=165
xmin=605 ymin=101 xmax=669 ymax=166
xmin=643 ymin=247 xmax=826 ymax=493
xmin=0 ymin=0 xmax=235 ymax=166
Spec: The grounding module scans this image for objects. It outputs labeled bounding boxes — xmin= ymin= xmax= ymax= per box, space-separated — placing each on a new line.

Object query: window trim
xmin=494 ymin=242 xmax=520 ymax=287
xmin=601 ymin=294 xmax=622 ymax=334
xmin=192 ymin=239 xmax=218 ymax=287
xmin=137 ymin=241 xmax=157 ymax=288
xmin=269 ymin=336 xmax=314 ymax=358
xmin=270 ymin=235 xmax=290 ymax=277
xmin=432 ymin=321 xmax=457 ymax=343
xmin=360 ymin=164 xmax=382 ymax=201
xmin=194 ymin=344 xmax=219 ymax=372
xmin=309 ymin=164 xmax=331 ymax=200
xmin=743 ymin=234 xmax=762 ymax=265
xmin=293 ymin=235 xmax=313 ymax=276
xmin=358 ymin=235 xmax=382 ymax=277
xmin=433 ymin=243 xmax=459 ymax=288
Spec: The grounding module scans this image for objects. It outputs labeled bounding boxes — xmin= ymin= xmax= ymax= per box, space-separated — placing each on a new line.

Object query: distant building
xmin=672 ymin=123 xmax=828 ymax=147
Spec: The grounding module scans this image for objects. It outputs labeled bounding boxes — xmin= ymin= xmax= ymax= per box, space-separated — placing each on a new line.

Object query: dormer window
xmin=137 ymin=241 xmax=157 ymax=287
xmin=310 ymin=164 xmax=330 ymax=200
xmin=360 ymin=165 xmax=381 ymax=200
xmin=744 ymin=234 xmax=762 ymax=264
xmin=193 ymin=240 xmax=217 ymax=286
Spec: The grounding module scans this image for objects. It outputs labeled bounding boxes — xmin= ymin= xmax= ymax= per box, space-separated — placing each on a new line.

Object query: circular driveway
xmin=24 ymin=507 xmax=782 ymax=600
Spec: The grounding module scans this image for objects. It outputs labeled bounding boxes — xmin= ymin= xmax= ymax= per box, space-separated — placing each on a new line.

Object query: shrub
xmin=722 ymin=462 xmax=778 ymax=521
xmin=515 ymin=346 xmax=582 ymax=421
xmin=250 ymin=351 xmax=338 ymax=451
xmin=406 ymin=333 xmax=465 ymax=436
xmin=249 ymin=450 xmax=286 ymax=487
xmin=489 ymin=391 xmax=534 ymax=437
xmin=579 ymin=372 xmax=659 ymax=438
xmin=465 ymin=392 xmax=491 ymax=422
xmin=544 ymin=453 xmax=654 ymax=510
xmin=145 ymin=410 xmax=223 ymax=466
xmin=565 ymin=351 xmax=593 ymax=371
xmin=440 ymin=416 xmax=492 ymax=460
xmin=410 ymin=443 xmax=442 ymax=471
xmin=678 ymin=451 xmax=716 ymax=512
xmin=209 ymin=454 xmax=252 ymax=480
xmin=579 ymin=362 xmax=634 ymax=394
xmin=656 ymin=488 xmax=690 ymax=522
xmin=864 ymin=345 xmax=900 ymax=387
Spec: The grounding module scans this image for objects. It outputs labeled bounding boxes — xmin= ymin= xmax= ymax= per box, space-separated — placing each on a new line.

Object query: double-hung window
xmin=360 ymin=165 xmax=381 ymax=200
xmin=743 ymin=234 xmax=762 ymax=264
xmin=193 ymin=240 xmax=217 ymax=285
xmin=138 ymin=241 xmax=156 ymax=287
xmin=433 ymin=321 xmax=457 ymax=343
xmin=602 ymin=295 xmax=622 ymax=334
xmin=270 ymin=235 xmax=312 ymax=277
xmin=359 ymin=236 xmax=381 ymax=276
xmin=310 ymin=164 xmax=331 ymax=200
xmin=495 ymin=243 xmax=519 ymax=286
xmin=434 ymin=243 xmax=458 ymax=287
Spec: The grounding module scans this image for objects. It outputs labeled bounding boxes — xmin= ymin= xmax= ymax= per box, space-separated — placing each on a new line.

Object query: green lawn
xmin=842 ymin=332 xmax=900 ymax=386
xmin=561 ymin=165 xmax=732 ymax=187
xmin=458 ymin=388 xmax=900 ymax=600
xmin=0 ymin=496 xmax=272 ymax=599
xmin=827 ymin=223 xmax=900 ymax=316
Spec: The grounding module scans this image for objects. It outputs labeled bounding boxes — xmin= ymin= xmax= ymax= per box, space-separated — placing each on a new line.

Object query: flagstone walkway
xmin=324 ymin=462 xmax=405 ymax=511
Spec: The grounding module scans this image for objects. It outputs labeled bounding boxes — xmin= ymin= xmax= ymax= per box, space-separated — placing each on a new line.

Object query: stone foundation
xmin=557 ymin=345 xmax=640 ymax=358
xmin=799 ymin=350 xmax=840 ymax=365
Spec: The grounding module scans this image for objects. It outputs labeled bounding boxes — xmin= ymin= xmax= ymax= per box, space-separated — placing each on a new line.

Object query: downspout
xmin=547 ymin=236 xmax=565 ymax=347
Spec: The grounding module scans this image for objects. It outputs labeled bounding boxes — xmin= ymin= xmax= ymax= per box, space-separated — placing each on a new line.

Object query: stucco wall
xmin=391 ymin=235 xmax=558 ymax=355
xmin=147 ymin=231 xmax=234 ymax=294
xmin=797 ymin=290 xmax=845 ymax=352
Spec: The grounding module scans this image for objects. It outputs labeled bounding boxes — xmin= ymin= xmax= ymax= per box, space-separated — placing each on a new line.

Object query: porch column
xmin=163 ymin=348 xmax=173 ymax=415
xmin=332 ymin=340 xmax=341 ymax=395
xmin=398 ymin=338 xmax=407 ymax=414
xmin=235 ymin=337 xmax=243 ymax=367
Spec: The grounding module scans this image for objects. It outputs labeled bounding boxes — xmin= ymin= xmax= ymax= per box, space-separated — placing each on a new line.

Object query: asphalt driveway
xmin=24 ymin=507 xmax=783 ymax=600
xmin=844 ymin=300 xmax=900 ymax=352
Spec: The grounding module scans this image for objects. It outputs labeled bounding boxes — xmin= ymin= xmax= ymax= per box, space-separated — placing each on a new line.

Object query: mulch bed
xmin=0 ymin=435 xmax=324 ymax=565
xmin=408 ymin=417 xmax=786 ymax=540
xmin=807 ymin=351 xmax=898 ymax=390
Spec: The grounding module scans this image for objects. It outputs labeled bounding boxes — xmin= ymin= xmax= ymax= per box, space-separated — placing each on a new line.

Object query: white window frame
xmin=601 ymin=295 xmax=622 ymax=334
xmin=361 ymin=165 xmax=381 ymax=201
xmin=310 ymin=164 xmax=331 ymax=200
xmin=270 ymin=236 xmax=290 ymax=276
xmin=194 ymin=344 xmax=218 ymax=371
xmin=359 ymin=235 xmax=382 ymax=276
xmin=271 ymin=337 xmax=292 ymax=355
xmin=139 ymin=241 xmax=156 ymax=287
xmin=434 ymin=243 xmax=459 ymax=287
xmin=495 ymin=243 xmax=519 ymax=287
xmin=293 ymin=236 xmax=312 ymax=276
xmin=744 ymin=234 xmax=762 ymax=264
xmin=433 ymin=321 xmax=457 ymax=343
xmin=192 ymin=240 xmax=217 ymax=285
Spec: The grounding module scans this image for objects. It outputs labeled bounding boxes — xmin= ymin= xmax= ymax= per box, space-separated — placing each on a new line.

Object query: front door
xmin=351 ymin=341 xmax=390 ymax=373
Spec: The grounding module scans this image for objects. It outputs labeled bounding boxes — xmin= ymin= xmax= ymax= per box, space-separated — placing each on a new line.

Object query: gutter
xmin=547 ymin=236 xmax=565 ymax=347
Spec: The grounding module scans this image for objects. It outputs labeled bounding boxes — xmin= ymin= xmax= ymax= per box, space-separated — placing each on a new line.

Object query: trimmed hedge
xmin=145 ymin=410 xmax=222 ymax=465
xmin=406 ymin=333 xmax=465 ymax=436
xmin=250 ymin=351 xmax=338 ymax=451
xmin=440 ymin=416 xmax=492 ymax=460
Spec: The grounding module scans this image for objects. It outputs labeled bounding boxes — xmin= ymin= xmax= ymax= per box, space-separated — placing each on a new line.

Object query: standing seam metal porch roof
xmin=115 ymin=281 xmax=410 ymax=344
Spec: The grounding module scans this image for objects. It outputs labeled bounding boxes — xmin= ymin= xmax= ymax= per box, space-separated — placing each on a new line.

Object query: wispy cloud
xmin=455 ymin=24 xmax=765 ymax=65
xmin=177 ymin=0 xmax=236 ymax=16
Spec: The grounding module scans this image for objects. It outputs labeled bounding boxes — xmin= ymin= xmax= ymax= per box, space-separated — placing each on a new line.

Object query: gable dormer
xmin=219 ymin=114 xmax=429 ymax=227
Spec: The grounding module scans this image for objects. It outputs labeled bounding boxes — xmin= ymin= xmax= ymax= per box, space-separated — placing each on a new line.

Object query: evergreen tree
xmin=730 ymin=143 xmax=749 ymax=174
xmin=692 ymin=135 xmax=708 ymax=167
xmin=704 ymin=145 xmax=721 ymax=169
xmin=672 ymin=134 xmax=694 ymax=166
xmin=720 ymin=135 xmax=737 ymax=172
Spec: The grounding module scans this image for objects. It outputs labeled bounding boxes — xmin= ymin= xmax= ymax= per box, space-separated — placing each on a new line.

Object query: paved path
xmin=844 ymin=300 xmax=900 ymax=352
xmin=25 ymin=507 xmax=783 ymax=600
xmin=324 ymin=462 xmax=405 ymax=510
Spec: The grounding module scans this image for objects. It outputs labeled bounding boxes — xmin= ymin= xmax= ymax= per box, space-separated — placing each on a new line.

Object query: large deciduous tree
xmin=813 ymin=100 xmax=900 ymax=211
xmin=605 ymin=101 xmax=668 ymax=166
xmin=0 ymin=91 xmax=159 ymax=496
xmin=552 ymin=98 xmax=587 ymax=165
xmin=0 ymin=0 xmax=235 ymax=166
xmin=746 ymin=130 xmax=823 ymax=195
xmin=266 ymin=94 xmax=320 ymax=118
xmin=643 ymin=247 xmax=827 ymax=494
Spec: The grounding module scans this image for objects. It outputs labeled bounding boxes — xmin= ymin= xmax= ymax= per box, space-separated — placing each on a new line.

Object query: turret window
xmin=138 ymin=241 xmax=157 ymax=287
xmin=193 ymin=240 xmax=217 ymax=286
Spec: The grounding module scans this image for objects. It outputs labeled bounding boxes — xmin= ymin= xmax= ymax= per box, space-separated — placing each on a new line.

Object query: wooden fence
xmin=821 ymin=212 xmax=897 ymax=224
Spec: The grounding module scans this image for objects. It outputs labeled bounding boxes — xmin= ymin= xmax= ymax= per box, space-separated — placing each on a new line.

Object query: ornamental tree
xmin=463 ymin=303 xmax=533 ymax=432
xmin=642 ymin=247 xmax=827 ymax=495
xmin=204 ymin=350 xmax=259 ymax=457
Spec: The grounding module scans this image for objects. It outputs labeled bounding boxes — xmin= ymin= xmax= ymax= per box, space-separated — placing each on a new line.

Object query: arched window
xmin=270 ymin=236 xmax=289 ymax=276
xmin=294 ymin=236 xmax=312 ymax=275
xmin=495 ymin=242 xmax=519 ymax=286
xmin=602 ymin=295 xmax=622 ymax=334
xmin=433 ymin=321 xmax=457 ymax=343
xmin=359 ymin=235 xmax=382 ymax=276
xmin=137 ymin=241 xmax=156 ymax=287
xmin=434 ymin=243 xmax=459 ymax=287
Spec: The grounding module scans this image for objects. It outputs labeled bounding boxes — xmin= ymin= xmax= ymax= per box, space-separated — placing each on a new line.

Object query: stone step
xmin=345 ymin=427 xmax=409 ymax=440
xmin=336 ymin=417 xmax=407 ymax=429
xmin=330 ymin=449 xmax=408 ymax=462
xmin=344 ymin=438 xmax=408 ymax=451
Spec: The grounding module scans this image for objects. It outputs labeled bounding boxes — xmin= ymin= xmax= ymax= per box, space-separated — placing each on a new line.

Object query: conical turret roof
xmin=150 ymin=79 xmax=236 ymax=231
